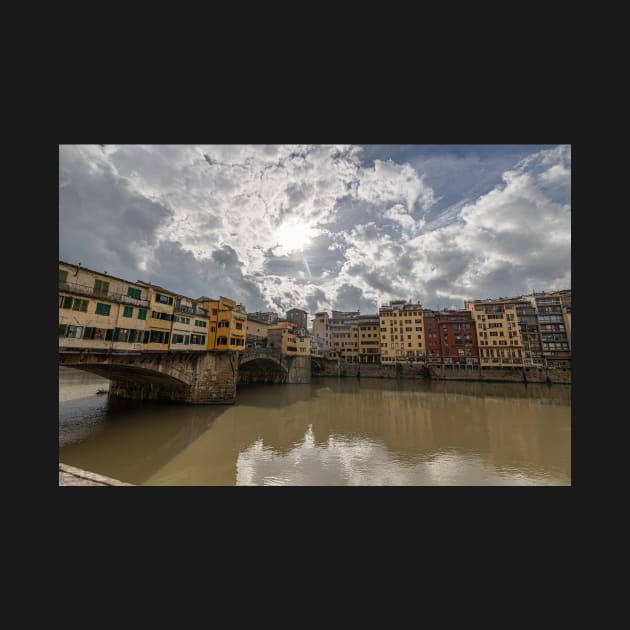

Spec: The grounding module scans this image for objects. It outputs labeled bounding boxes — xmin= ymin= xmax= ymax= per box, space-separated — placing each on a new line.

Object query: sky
xmin=59 ymin=144 xmax=571 ymax=320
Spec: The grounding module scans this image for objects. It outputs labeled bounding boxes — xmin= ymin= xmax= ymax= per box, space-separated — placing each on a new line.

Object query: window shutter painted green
xmin=113 ymin=328 xmax=120 ymax=342
xmin=63 ymin=296 xmax=73 ymax=309
xmin=143 ymin=331 xmax=149 ymax=344
xmin=105 ymin=329 xmax=113 ymax=341
xmin=164 ymin=332 xmax=170 ymax=345
xmin=185 ymin=335 xmax=190 ymax=345
xmin=58 ymin=324 xmax=67 ymax=337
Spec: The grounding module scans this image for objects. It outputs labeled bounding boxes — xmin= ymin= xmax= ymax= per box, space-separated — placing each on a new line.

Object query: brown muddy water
xmin=59 ymin=366 xmax=571 ymax=486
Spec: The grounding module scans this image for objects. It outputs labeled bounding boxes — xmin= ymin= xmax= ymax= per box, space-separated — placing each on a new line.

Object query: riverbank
xmin=59 ymin=463 xmax=133 ymax=486
xmin=313 ymin=358 xmax=571 ymax=383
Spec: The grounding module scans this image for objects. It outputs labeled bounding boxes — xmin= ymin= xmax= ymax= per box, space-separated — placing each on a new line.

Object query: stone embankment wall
xmin=313 ymin=358 xmax=571 ymax=384
xmin=59 ymin=463 xmax=133 ymax=486
xmin=427 ymin=366 xmax=571 ymax=384
xmin=313 ymin=359 xmax=427 ymax=379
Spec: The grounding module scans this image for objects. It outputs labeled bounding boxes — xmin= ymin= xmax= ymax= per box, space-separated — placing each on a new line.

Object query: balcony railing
xmin=59 ymin=281 xmax=150 ymax=307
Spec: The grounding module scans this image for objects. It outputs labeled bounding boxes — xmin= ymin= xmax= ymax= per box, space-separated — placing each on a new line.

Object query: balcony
xmin=59 ymin=281 xmax=150 ymax=307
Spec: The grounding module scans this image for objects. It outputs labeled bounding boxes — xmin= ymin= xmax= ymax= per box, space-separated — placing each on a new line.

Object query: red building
xmin=422 ymin=309 xmax=480 ymax=367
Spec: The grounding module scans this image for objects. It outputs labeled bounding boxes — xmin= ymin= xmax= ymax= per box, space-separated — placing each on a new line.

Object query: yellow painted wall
xmin=379 ymin=304 xmax=426 ymax=364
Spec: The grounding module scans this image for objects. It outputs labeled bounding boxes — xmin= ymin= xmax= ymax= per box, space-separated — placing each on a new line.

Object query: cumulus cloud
xmin=59 ymin=144 xmax=570 ymax=319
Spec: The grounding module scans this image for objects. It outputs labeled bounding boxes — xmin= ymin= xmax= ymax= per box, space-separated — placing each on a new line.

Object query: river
xmin=58 ymin=366 xmax=571 ymax=486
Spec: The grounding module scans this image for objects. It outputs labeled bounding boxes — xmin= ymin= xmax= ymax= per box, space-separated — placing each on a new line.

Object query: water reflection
xmin=59 ymin=370 xmax=571 ymax=486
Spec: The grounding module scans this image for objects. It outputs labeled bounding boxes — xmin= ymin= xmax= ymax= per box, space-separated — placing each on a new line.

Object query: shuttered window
xmin=96 ymin=303 xmax=111 ymax=316
xmin=94 ymin=279 xmax=110 ymax=296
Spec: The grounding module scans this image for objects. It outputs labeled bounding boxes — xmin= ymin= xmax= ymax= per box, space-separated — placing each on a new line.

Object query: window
xmin=58 ymin=324 xmax=67 ymax=337
xmin=71 ymin=299 xmax=88 ymax=312
xmin=94 ymin=328 xmax=107 ymax=340
xmin=127 ymin=287 xmax=142 ymax=300
xmin=83 ymin=327 xmax=96 ymax=340
xmin=210 ymin=326 xmax=215 ymax=332
xmin=149 ymin=330 xmax=166 ymax=344
xmin=59 ymin=270 xmax=68 ymax=283
xmin=94 ymin=279 xmax=110 ymax=297
xmin=61 ymin=296 xmax=73 ymax=309
xmin=218 ymin=321 xmax=230 ymax=328
xmin=123 ymin=306 xmax=133 ymax=318
xmin=116 ymin=328 xmax=130 ymax=342
xmin=195 ymin=320 xmax=207 ymax=328
xmin=235 ymin=322 xmax=243 ymax=330
xmin=67 ymin=325 xmax=83 ymax=339
xmin=217 ymin=336 xmax=228 ymax=345
xmin=155 ymin=293 xmax=173 ymax=305
xmin=172 ymin=333 xmax=186 ymax=344
xmin=96 ymin=303 xmax=111 ymax=316
xmin=138 ymin=309 xmax=147 ymax=320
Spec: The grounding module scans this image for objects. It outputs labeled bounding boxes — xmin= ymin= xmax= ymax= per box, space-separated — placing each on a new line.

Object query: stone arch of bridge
xmin=60 ymin=362 xmax=192 ymax=388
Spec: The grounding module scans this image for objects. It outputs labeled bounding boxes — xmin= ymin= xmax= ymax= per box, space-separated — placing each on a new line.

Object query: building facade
xmin=245 ymin=317 xmax=269 ymax=347
xmin=286 ymin=308 xmax=307 ymax=330
xmin=356 ymin=315 xmax=381 ymax=363
xmin=422 ymin=309 xmax=480 ymax=366
xmin=267 ymin=321 xmax=310 ymax=356
xmin=464 ymin=298 xmax=524 ymax=367
xmin=524 ymin=293 xmax=570 ymax=368
xmin=247 ymin=311 xmax=278 ymax=325
xmin=60 ymin=261 xmax=244 ymax=355
xmin=59 ymin=262 xmax=150 ymax=352
xmin=379 ymin=300 xmax=426 ymax=364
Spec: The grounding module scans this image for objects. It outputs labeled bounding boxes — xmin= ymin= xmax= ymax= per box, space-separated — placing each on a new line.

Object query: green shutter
xmin=127 ymin=287 xmax=141 ymax=300
xmin=164 ymin=332 xmax=170 ymax=345
xmin=83 ymin=327 xmax=93 ymax=339
xmin=63 ymin=296 xmax=73 ymax=309
xmin=105 ymin=329 xmax=113 ymax=341
xmin=143 ymin=331 xmax=150 ymax=344
xmin=123 ymin=306 xmax=133 ymax=317
xmin=58 ymin=324 xmax=67 ymax=337
xmin=138 ymin=309 xmax=147 ymax=320
xmin=112 ymin=328 xmax=120 ymax=342
xmin=185 ymin=335 xmax=190 ymax=345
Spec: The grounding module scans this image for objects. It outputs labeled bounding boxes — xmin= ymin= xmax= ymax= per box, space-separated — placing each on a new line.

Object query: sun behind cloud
xmin=274 ymin=220 xmax=316 ymax=255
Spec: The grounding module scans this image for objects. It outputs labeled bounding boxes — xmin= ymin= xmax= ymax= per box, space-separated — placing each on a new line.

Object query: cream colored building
xmin=169 ymin=295 xmax=210 ymax=351
xmin=59 ymin=261 xmax=150 ymax=352
xmin=464 ymin=297 xmax=524 ymax=367
xmin=379 ymin=300 xmax=426 ymax=364
xmin=246 ymin=317 xmax=269 ymax=346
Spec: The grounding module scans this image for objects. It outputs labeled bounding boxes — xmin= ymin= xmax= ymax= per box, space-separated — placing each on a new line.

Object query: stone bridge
xmin=59 ymin=350 xmax=239 ymax=404
xmin=59 ymin=346 xmax=311 ymax=404
xmin=238 ymin=348 xmax=310 ymax=384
